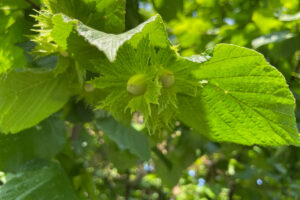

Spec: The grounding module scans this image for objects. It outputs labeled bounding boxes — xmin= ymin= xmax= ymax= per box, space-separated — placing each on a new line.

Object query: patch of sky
xmin=223 ymin=17 xmax=235 ymax=25
xmin=138 ymin=2 xmax=153 ymax=11
xmin=198 ymin=178 xmax=205 ymax=187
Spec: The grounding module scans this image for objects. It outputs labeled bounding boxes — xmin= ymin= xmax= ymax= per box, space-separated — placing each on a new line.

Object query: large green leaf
xmin=179 ymin=44 xmax=300 ymax=146
xmin=0 ymin=70 xmax=74 ymax=133
xmin=76 ymin=14 xmax=169 ymax=62
xmin=95 ymin=117 xmax=151 ymax=160
xmin=0 ymin=117 xmax=66 ymax=172
xmin=0 ymin=161 xmax=78 ymax=200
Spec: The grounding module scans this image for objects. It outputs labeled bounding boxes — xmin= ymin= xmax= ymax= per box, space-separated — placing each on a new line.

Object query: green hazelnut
xmin=160 ymin=69 xmax=175 ymax=88
xmin=84 ymin=83 xmax=95 ymax=92
xmin=127 ymin=74 xmax=147 ymax=95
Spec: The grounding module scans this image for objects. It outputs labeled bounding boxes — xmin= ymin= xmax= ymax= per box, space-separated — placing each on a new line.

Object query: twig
xmin=291 ymin=52 xmax=300 ymax=81
xmin=158 ymin=185 xmax=166 ymax=200
xmin=228 ymin=151 xmax=244 ymax=200
xmin=228 ymin=179 xmax=235 ymax=200
xmin=152 ymin=147 xmax=172 ymax=169
xmin=295 ymin=53 xmax=300 ymax=73
xmin=25 ymin=0 xmax=40 ymax=10
xmin=125 ymin=170 xmax=131 ymax=200
xmin=70 ymin=124 xmax=81 ymax=140
xmin=131 ymin=170 xmax=146 ymax=186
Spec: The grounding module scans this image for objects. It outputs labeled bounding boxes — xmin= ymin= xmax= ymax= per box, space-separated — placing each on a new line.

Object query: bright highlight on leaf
xmin=76 ymin=14 xmax=169 ymax=62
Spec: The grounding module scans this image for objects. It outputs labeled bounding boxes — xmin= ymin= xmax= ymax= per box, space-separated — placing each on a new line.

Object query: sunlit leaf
xmin=179 ymin=44 xmax=300 ymax=146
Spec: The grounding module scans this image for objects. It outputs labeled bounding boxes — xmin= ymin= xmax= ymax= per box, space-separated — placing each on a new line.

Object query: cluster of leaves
xmin=0 ymin=0 xmax=300 ymax=199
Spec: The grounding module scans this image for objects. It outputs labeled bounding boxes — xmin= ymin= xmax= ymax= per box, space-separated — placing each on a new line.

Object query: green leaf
xmin=0 ymin=70 xmax=74 ymax=133
xmin=0 ymin=117 xmax=66 ymax=172
xmin=95 ymin=117 xmax=151 ymax=160
xmin=0 ymin=0 xmax=31 ymax=9
xmin=76 ymin=14 xmax=169 ymax=62
xmin=0 ymin=8 xmax=27 ymax=74
xmin=152 ymin=0 xmax=183 ymax=21
xmin=32 ymin=0 xmax=126 ymax=58
xmin=100 ymin=138 xmax=138 ymax=172
xmin=0 ymin=161 xmax=78 ymax=200
xmin=125 ymin=0 xmax=141 ymax=29
xmin=71 ymin=125 xmax=97 ymax=157
xmin=51 ymin=14 xmax=76 ymax=50
xmin=179 ymin=44 xmax=300 ymax=146
xmin=92 ymin=0 xmax=126 ymax=33
xmin=153 ymin=130 xmax=202 ymax=187
xmin=44 ymin=0 xmax=125 ymax=33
